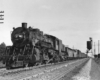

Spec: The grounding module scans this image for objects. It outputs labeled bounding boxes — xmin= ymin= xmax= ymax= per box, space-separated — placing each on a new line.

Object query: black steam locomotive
xmin=4 ymin=23 xmax=87 ymax=69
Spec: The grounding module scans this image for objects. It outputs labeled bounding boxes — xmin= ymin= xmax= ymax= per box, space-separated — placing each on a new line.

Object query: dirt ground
xmin=58 ymin=59 xmax=88 ymax=80
xmin=59 ymin=58 xmax=100 ymax=80
xmin=93 ymin=58 xmax=100 ymax=65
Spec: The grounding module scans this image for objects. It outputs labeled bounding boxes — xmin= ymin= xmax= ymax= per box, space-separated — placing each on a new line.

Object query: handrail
xmin=23 ymin=45 xmax=26 ymax=55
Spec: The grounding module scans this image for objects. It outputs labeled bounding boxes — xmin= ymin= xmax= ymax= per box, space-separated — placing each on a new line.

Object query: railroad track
xmin=17 ymin=58 xmax=89 ymax=80
xmin=0 ymin=58 xmax=88 ymax=80
xmin=0 ymin=59 xmax=82 ymax=76
xmin=0 ymin=61 xmax=72 ymax=76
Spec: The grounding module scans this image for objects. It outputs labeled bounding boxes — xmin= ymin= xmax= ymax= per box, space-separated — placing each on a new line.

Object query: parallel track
xmin=0 ymin=59 xmax=83 ymax=77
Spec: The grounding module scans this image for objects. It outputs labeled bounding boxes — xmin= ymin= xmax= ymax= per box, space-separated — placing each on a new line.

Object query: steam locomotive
xmin=4 ymin=23 xmax=87 ymax=69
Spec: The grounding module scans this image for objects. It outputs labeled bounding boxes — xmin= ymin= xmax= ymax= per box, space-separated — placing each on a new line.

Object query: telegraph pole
xmin=98 ymin=40 xmax=99 ymax=54
xmin=90 ymin=37 xmax=93 ymax=55
xmin=94 ymin=42 xmax=96 ymax=55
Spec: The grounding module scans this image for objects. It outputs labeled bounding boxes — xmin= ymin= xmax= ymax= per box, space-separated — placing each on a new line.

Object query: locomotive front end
xmin=11 ymin=23 xmax=29 ymax=47
xmin=5 ymin=23 xmax=32 ymax=69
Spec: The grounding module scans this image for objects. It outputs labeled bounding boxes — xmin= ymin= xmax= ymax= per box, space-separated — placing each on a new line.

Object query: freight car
xmin=77 ymin=50 xmax=87 ymax=58
xmin=64 ymin=47 xmax=87 ymax=60
xmin=4 ymin=23 xmax=87 ymax=69
xmin=66 ymin=47 xmax=76 ymax=59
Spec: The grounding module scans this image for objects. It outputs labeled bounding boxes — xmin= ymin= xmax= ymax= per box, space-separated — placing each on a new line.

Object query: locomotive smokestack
xmin=22 ymin=23 xmax=27 ymax=29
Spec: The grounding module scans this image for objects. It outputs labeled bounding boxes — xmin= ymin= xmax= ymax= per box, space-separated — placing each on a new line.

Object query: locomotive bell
xmin=22 ymin=23 xmax=27 ymax=29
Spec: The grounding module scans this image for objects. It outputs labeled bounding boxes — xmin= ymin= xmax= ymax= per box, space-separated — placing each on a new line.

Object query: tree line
xmin=0 ymin=42 xmax=6 ymax=61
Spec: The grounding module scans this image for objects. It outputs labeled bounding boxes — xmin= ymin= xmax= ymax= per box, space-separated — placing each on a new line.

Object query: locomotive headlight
xmin=15 ymin=34 xmax=23 ymax=40
xmin=19 ymin=34 xmax=23 ymax=38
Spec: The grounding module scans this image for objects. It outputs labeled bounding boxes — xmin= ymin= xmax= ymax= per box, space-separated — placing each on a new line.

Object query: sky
xmin=0 ymin=0 xmax=100 ymax=54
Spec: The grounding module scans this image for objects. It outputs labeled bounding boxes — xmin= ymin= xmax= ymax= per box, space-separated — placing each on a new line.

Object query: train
xmin=3 ymin=23 xmax=87 ymax=69
xmin=94 ymin=54 xmax=100 ymax=58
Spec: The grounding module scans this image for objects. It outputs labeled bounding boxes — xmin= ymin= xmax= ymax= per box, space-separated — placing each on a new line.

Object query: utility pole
xmin=98 ymin=40 xmax=99 ymax=54
xmin=94 ymin=42 xmax=96 ymax=55
xmin=90 ymin=37 xmax=93 ymax=55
